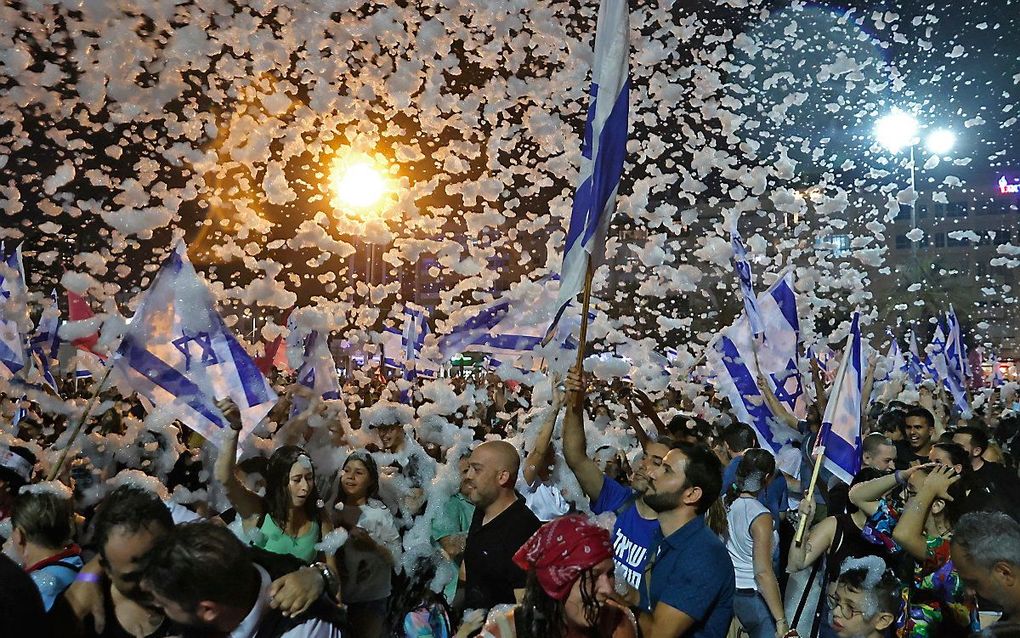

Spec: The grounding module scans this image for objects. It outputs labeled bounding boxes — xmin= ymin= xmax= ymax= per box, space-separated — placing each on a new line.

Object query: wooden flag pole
xmin=795 ymin=446 xmax=825 ymax=545
xmin=47 ymin=362 xmax=115 ymax=481
xmin=573 ymin=260 xmax=595 ymax=409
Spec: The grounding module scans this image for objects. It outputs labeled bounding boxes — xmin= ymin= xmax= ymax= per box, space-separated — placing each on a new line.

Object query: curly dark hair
xmin=264 ymin=446 xmax=321 ymax=529
xmin=516 ymin=568 xmax=603 ymax=638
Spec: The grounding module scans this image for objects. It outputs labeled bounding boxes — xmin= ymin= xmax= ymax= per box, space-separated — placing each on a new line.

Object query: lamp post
xmin=328 ymin=154 xmax=393 ymax=287
xmin=874 ymin=110 xmax=956 ymax=260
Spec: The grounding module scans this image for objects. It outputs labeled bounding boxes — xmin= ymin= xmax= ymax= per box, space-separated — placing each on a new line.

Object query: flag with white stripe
xmin=707 ymin=269 xmax=803 ymax=452
xmin=113 ymin=244 xmax=277 ymax=444
xmin=730 ymin=219 xmax=764 ymax=338
xmin=944 ymin=308 xmax=971 ymax=417
xmin=813 ymin=311 xmax=865 ymax=484
xmin=294 ymin=330 xmax=341 ymax=401
xmin=547 ymin=0 xmax=630 ymax=338
xmin=0 ymin=245 xmax=28 ymax=380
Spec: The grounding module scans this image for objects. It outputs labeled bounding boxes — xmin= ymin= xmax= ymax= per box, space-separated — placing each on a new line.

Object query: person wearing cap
xmin=476 ymin=514 xmax=637 ymax=638
xmin=0 ymin=445 xmax=36 ymax=522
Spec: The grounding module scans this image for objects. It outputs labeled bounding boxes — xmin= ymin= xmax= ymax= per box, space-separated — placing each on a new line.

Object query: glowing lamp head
xmin=925 ymin=129 xmax=956 ymax=155
xmin=329 ymin=156 xmax=389 ymax=210
xmin=874 ymin=110 xmax=919 ymax=153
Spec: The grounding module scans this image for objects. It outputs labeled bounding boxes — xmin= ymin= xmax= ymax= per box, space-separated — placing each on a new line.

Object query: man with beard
xmin=562 ymin=366 xmax=670 ymax=608
xmin=638 ymin=444 xmax=734 ymax=638
xmin=139 ymin=522 xmax=343 ymax=638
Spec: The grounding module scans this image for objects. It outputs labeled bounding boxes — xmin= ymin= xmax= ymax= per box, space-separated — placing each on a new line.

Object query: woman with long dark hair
xmin=479 ymin=514 xmax=637 ymax=638
xmin=724 ymin=449 xmax=788 ymax=638
xmin=214 ymin=402 xmax=337 ymax=572
xmin=333 ymin=450 xmax=401 ymax=638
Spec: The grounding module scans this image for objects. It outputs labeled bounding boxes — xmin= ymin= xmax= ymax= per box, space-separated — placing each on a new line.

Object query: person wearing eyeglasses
xmin=824 ymin=557 xmax=902 ymax=638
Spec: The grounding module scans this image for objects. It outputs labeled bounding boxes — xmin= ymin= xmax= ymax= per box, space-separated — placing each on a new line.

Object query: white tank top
xmin=725 ymin=496 xmax=777 ymax=590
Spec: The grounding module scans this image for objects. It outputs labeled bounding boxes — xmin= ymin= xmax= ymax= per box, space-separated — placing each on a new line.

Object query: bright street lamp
xmin=925 ymin=128 xmax=956 ymax=155
xmin=874 ymin=110 xmax=919 ymax=153
xmin=329 ymin=156 xmax=390 ymax=211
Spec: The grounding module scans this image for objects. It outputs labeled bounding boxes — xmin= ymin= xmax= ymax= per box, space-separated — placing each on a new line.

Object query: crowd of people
xmin=3 ymin=358 xmax=1020 ymax=638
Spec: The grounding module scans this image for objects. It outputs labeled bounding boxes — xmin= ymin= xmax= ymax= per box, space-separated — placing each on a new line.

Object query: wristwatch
xmin=312 ymin=561 xmax=340 ymax=601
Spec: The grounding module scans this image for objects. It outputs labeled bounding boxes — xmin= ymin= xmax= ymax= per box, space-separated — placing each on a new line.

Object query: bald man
xmin=460 ymin=441 xmax=541 ymax=612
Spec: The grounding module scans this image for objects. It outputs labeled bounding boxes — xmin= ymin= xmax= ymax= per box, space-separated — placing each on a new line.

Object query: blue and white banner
xmin=707 ymin=269 xmax=803 ymax=452
xmin=907 ymin=330 xmax=924 ymax=386
xmin=991 ymin=357 xmax=1005 ymax=388
xmin=730 ymin=219 xmax=764 ymax=338
xmin=440 ymin=277 xmax=585 ymax=366
xmin=944 ymin=308 xmax=971 ymax=417
xmin=876 ymin=331 xmax=902 ymax=384
xmin=295 ymin=330 xmax=341 ymax=401
xmin=0 ymin=245 xmax=28 ymax=380
xmin=30 ymin=289 xmax=61 ymax=392
xmin=814 ymin=312 xmax=865 ymax=485
xmin=925 ymin=324 xmax=948 ymax=384
xmin=548 ymin=0 xmax=630 ymax=338
xmin=113 ymin=244 xmax=277 ymax=444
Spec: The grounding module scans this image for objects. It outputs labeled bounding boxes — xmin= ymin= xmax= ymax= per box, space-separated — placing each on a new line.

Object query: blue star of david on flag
xmin=172 ymin=331 xmax=219 ymax=371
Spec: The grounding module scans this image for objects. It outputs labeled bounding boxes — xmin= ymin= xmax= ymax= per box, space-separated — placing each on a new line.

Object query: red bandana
xmin=512 ymin=514 xmax=613 ymax=601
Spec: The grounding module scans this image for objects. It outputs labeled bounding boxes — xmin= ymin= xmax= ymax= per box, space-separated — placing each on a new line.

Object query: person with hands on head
xmin=854 ymin=463 xmax=977 ymax=637
xmin=561 ymin=364 xmax=668 ymax=608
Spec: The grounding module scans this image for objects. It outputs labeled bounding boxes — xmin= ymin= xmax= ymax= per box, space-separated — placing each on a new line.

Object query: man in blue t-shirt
xmin=640 ymin=443 xmax=735 ymax=638
xmin=563 ymin=368 xmax=667 ymax=607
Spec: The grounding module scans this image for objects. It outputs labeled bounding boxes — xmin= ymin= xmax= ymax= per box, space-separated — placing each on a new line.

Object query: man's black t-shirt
xmin=463 ymin=496 xmax=541 ymax=611
xmin=894 ymin=441 xmax=929 ymax=470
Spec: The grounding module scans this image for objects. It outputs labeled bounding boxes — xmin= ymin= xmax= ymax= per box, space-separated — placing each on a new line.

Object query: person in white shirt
xmin=518 ymin=382 xmax=570 ymax=522
xmin=140 ymin=521 xmax=343 ymax=638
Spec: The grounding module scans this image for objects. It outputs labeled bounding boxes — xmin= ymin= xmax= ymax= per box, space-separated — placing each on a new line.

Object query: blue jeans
xmin=734 ymin=590 xmax=776 ymax=638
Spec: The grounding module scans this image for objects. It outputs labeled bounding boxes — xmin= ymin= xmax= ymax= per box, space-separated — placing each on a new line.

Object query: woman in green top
xmin=215 ymin=403 xmax=339 ymax=577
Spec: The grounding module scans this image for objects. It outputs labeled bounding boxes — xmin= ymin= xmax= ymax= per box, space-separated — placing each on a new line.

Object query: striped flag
xmin=113 ymin=244 xmax=277 ymax=444
xmin=813 ymin=311 xmax=865 ymax=484
xmin=0 ymin=244 xmax=28 ymax=379
xmin=730 ymin=219 xmax=764 ymax=338
xmin=707 ymin=269 xmax=803 ymax=452
xmin=944 ymin=308 xmax=971 ymax=417
xmin=547 ymin=0 xmax=630 ymax=339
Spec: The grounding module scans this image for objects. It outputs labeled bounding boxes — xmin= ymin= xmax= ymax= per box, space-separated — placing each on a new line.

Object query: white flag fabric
xmin=707 ymin=269 xmax=803 ymax=452
xmin=730 ymin=220 xmax=764 ymax=338
xmin=548 ymin=0 xmax=630 ymax=337
xmin=0 ymin=245 xmax=28 ymax=380
xmin=813 ymin=311 xmax=865 ymax=485
xmin=113 ymin=244 xmax=277 ymax=444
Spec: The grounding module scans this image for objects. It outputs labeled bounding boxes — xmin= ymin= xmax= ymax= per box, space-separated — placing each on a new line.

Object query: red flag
xmin=65 ymin=290 xmax=100 ymax=354
xmin=254 ymin=309 xmax=292 ymax=375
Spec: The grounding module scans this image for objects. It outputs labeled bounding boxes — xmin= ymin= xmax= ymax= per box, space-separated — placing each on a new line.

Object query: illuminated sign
xmin=999 ymin=176 xmax=1020 ymax=195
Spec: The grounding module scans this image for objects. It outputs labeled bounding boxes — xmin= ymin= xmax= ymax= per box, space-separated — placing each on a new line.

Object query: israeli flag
xmin=925 ymin=324 xmax=948 ymax=383
xmin=944 ymin=308 xmax=971 ymax=416
xmin=907 ymin=330 xmax=924 ymax=385
xmin=30 ymin=289 xmax=61 ymax=392
xmin=813 ymin=311 xmax=865 ymax=485
xmin=730 ymin=220 xmax=764 ymax=338
xmin=0 ymin=245 xmax=28 ymax=379
xmin=113 ymin=244 xmax=277 ymax=444
xmin=295 ymin=330 xmax=341 ymax=401
xmin=548 ymin=0 xmax=630 ymax=338
xmin=876 ymin=331 xmax=902 ymax=384
xmin=707 ymin=269 xmax=803 ymax=452
xmin=442 ymin=277 xmax=584 ymax=361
